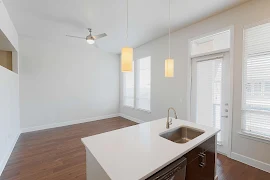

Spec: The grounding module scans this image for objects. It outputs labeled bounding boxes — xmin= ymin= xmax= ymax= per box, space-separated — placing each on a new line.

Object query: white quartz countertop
xmin=81 ymin=118 xmax=219 ymax=180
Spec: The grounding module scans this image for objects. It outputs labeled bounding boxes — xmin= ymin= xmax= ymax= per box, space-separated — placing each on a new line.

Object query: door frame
xmin=187 ymin=26 xmax=234 ymax=157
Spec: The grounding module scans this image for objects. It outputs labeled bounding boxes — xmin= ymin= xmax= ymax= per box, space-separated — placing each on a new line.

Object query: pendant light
xmin=121 ymin=0 xmax=133 ymax=72
xmin=165 ymin=0 xmax=174 ymax=77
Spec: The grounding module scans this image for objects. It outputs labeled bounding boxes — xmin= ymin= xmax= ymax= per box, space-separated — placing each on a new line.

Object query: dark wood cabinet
xmin=146 ymin=136 xmax=216 ymax=180
xmin=185 ymin=136 xmax=215 ymax=180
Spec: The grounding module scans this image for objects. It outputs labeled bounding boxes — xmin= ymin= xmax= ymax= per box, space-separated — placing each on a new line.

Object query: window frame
xmin=122 ymin=57 xmax=151 ymax=113
xmin=122 ymin=62 xmax=135 ymax=108
xmin=241 ymin=20 xmax=270 ymax=141
xmin=135 ymin=56 xmax=151 ymax=112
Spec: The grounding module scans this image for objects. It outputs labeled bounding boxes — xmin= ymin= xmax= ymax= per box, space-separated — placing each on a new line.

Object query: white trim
xmin=241 ymin=24 xmax=248 ymax=136
xmin=122 ymin=105 xmax=151 ymax=114
xmin=187 ymin=37 xmax=192 ymax=122
xmin=119 ymin=113 xmax=145 ymax=124
xmin=135 ymin=107 xmax=151 ymax=114
xmin=238 ymin=131 xmax=270 ymax=144
xmin=192 ymin=52 xmax=225 ymax=62
xmin=21 ymin=114 xmax=119 ymax=133
xmin=190 ymin=48 xmax=229 ymax=59
xmin=231 ymin=152 xmax=270 ymax=173
xmin=122 ymin=105 xmax=135 ymax=109
xmin=0 ymin=131 xmax=20 ymax=176
xmin=217 ymin=150 xmax=227 ymax=156
xmin=227 ymin=25 xmax=235 ymax=158
xmin=187 ymin=25 xmax=234 ymax=157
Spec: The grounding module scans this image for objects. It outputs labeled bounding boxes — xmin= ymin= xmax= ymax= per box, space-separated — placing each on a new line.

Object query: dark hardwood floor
xmin=216 ymin=154 xmax=270 ymax=180
xmin=0 ymin=117 xmax=269 ymax=180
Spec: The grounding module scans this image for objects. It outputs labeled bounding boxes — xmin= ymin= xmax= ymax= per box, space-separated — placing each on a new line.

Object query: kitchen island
xmin=81 ymin=118 xmax=219 ymax=180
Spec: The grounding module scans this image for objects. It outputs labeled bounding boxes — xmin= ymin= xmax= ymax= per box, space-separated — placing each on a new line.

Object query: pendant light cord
xmin=126 ymin=0 xmax=129 ymax=44
xmin=168 ymin=0 xmax=171 ymax=59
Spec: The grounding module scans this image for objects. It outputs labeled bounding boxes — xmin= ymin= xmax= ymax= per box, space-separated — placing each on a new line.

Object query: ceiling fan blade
xmin=93 ymin=33 xmax=107 ymax=40
xmin=66 ymin=35 xmax=86 ymax=39
xmin=93 ymin=43 xmax=99 ymax=48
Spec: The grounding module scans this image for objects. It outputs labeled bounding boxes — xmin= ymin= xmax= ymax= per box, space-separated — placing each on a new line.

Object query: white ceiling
xmin=3 ymin=0 xmax=249 ymax=54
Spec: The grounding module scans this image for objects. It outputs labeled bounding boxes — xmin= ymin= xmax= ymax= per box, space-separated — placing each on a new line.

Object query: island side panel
xmin=215 ymin=135 xmax=218 ymax=180
xmin=86 ymin=148 xmax=111 ymax=180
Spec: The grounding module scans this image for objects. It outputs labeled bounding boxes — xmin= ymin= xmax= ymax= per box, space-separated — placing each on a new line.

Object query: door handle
xmin=221 ymin=115 xmax=228 ymax=118
xmin=198 ymin=152 xmax=206 ymax=168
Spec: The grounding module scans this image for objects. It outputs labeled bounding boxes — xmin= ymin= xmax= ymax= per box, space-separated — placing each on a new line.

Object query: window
xmin=242 ymin=22 xmax=270 ymax=139
xmin=191 ymin=30 xmax=230 ymax=56
xmin=122 ymin=57 xmax=151 ymax=112
xmin=123 ymin=62 xmax=134 ymax=107
xmin=136 ymin=57 xmax=151 ymax=111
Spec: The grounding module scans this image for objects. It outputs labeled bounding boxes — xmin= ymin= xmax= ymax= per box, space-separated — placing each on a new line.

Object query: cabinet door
xmin=185 ymin=147 xmax=215 ymax=180
xmin=184 ymin=137 xmax=215 ymax=164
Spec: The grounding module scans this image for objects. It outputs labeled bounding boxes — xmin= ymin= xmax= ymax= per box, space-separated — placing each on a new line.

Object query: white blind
xmin=242 ymin=22 xmax=270 ymax=139
xmin=136 ymin=57 xmax=151 ymax=111
xmin=196 ymin=59 xmax=222 ymax=142
xmin=123 ymin=62 xmax=134 ymax=107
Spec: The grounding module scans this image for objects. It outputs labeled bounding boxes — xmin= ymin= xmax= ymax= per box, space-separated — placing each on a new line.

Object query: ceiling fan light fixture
xmin=87 ymin=39 xmax=95 ymax=44
xmin=66 ymin=28 xmax=107 ymax=46
xmin=86 ymin=36 xmax=95 ymax=44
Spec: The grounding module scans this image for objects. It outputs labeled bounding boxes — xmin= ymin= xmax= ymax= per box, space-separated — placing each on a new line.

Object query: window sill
xmin=135 ymin=108 xmax=151 ymax=114
xmin=122 ymin=105 xmax=135 ymax=109
xmin=238 ymin=131 xmax=270 ymax=144
xmin=122 ymin=105 xmax=151 ymax=114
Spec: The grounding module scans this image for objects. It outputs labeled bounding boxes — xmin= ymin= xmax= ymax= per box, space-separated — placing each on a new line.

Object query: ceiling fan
xmin=66 ymin=28 xmax=107 ymax=45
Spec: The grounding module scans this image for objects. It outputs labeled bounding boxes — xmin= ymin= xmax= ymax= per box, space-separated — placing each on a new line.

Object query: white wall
xmin=120 ymin=0 xmax=270 ymax=166
xmin=0 ymin=66 xmax=20 ymax=175
xmin=0 ymin=1 xmax=20 ymax=175
xmin=19 ymin=36 xmax=120 ymax=130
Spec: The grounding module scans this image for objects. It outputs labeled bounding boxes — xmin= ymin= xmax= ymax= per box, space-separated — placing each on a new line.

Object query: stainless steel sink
xmin=160 ymin=126 xmax=205 ymax=143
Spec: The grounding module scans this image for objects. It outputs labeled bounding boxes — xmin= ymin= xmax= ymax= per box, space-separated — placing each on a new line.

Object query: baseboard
xmin=118 ymin=113 xmax=145 ymax=124
xmin=0 ymin=131 xmax=20 ymax=176
xmin=231 ymin=152 xmax=270 ymax=173
xmin=21 ymin=114 xmax=119 ymax=133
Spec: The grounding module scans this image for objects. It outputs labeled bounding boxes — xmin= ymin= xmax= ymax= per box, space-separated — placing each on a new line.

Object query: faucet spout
xmin=166 ymin=107 xmax=178 ymax=129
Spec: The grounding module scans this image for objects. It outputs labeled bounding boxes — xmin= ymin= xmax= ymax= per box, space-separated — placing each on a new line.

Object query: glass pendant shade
xmin=165 ymin=0 xmax=174 ymax=78
xmin=86 ymin=36 xmax=95 ymax=44
xmin=121 ymin=47 xmax=133 ymax=72
xmin=86 ymin=39 xmax=95 ymax=44
xmin=165 ymin=58 xmax=174 ymax=77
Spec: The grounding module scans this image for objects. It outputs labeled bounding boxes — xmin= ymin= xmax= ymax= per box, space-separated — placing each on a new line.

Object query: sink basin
xmin=160 ymin=126 xmax=205 ymax=143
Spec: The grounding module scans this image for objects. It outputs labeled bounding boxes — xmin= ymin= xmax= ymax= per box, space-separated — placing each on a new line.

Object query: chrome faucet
xmin=166 ymin=107 xmax=178 ymax=129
